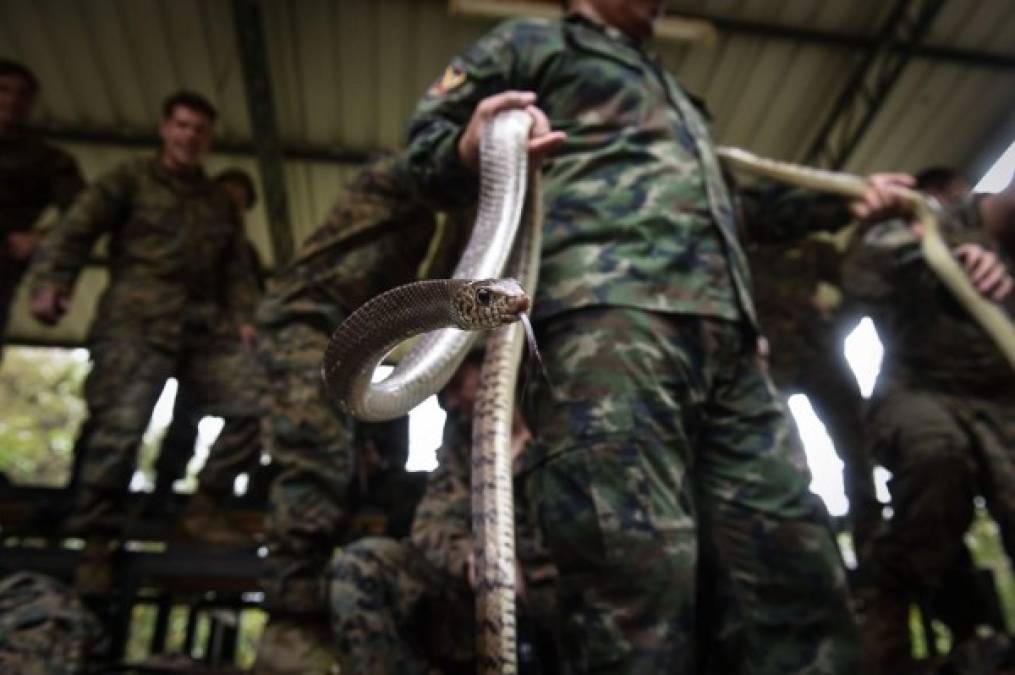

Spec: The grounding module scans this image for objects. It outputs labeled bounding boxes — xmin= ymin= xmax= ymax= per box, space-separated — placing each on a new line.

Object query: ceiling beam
xmin=233 ymin=0 xmax=295 ymax=266
xmin=803 ymin=0 xmax=948 ymax=169
xmin=671 ymin=9 xmax=1015 ymax=70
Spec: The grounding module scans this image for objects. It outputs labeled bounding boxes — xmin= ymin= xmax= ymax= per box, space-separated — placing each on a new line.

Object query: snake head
xmin=452 ymin=278 xmax=530 ymax=329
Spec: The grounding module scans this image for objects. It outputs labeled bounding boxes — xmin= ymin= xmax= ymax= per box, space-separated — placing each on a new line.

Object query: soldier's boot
xmin=251 ymin=614 xmax=339 ymax=675
xmin=61 ymin=488 xmax=124 ymax=537
xmin=177 ymin=489 xmax=256 ymax=549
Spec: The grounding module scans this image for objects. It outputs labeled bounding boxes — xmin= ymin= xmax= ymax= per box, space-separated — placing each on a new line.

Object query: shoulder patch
xmin=428 ymin=64 xmax=467 ymax=97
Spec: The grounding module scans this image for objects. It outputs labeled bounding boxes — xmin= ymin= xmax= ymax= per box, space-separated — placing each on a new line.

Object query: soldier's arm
xmin=29 ymin=162 xmax=133 ymax=297
xmin=739 ymin=174 xmax=915 ymax=244
xmin=403 ymin=21 xmax=551 ymax=209
xmin=222 ymin=220 xmax=260 ymax=325
xmin=48 ymin=148 xmax=86 ymax=213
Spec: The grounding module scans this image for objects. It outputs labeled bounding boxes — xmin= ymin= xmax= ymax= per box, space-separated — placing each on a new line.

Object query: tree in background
xmin=0 ymin=346 xmax=87 ymax=486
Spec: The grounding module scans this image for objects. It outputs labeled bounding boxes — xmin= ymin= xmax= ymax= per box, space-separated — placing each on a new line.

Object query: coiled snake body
xmin=322 ymin=121 xmax=1015 ymax=675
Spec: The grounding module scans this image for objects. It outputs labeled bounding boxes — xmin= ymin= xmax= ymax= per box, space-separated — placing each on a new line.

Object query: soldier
xmin=328 ymin=352 xmax=558 ymax=674
xmin=744 ymin=198 xmax=879 ymax=553
xmin=150 ymin=168 xmax=268 ymax=542
xmin=0 ymin=572 xmax=108 ymax=675
xmin=846 ymin=176 xmax=1015 ymax=674
xmin=0 ymin=59 xmax=84 ymax=359
xmin=250 ymin=155 xmax=460 ymax=672
xmin=400 ymin=1 xmax=920 ymax=671
xmin=28 ymin=91 xmax=262 ymax=539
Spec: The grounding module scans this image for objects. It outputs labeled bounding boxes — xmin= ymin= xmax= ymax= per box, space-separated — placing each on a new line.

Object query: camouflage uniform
xmin=0 ymin=131 xmax=84 ymax=354
xmin=404 ymin=14 xmax=857 ymax=674
xmin=0 ymin=572 xmax=107 ymax=675
xmin=328 ymin=411 xmax=558 ymax=674
xmin=153 ymin=239 xmax=268 ymax=503
xmin=255 ymin=156 xmax=448 ymax=613
xmin=843 ymin=198 xmax=1015 ymax=674
xmin=746 ymin=232 xmax=879 ymax=548
xmin=28 ymin=157 xmax=261 ymax=524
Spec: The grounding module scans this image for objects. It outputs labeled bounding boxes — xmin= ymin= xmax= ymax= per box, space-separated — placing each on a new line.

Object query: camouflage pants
xmin=861 ymin=385 xmax=1015 ymax=675
xmin=154 ymin=374 xmax=264 ymax=497
xmin=523 ymin=307 xmax=858 ymax=674
xmin=74 ymin=327 xmax=262 ymax=500
xmin=256 ymin=317 xmax=355 ymax=614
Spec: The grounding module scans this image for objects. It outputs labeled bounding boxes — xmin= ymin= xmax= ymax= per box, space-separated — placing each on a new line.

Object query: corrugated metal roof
xmin=2 ymin=0 xmax=1014 ymax=346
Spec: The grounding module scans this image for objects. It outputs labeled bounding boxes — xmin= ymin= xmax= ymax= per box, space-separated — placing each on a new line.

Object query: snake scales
xmin=322 ymin=119 xmax=1015 ymax=675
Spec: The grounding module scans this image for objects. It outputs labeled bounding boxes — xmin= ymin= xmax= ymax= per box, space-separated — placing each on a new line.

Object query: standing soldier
xmin=0 ymin=59 xmax=84 ymax=359
xmin=848 ymin=176 xmax=1015 ymax=674
xmin=28 ymin=91 xmax=261 ymax=538
xmin=399 ymin=1 xmax=917 ymax=671
xmin=150 ymin=168 xmax=268 ymax=545
xmin=251 ymin=155 xmax=459 ymax=672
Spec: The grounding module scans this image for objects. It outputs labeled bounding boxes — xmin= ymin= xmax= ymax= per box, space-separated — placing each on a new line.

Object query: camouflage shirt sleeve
xmin=408 ymin=413 xmax=472 ymax=583
xmin=222 ymin=220 xmax=260 ymax=322
xmin=738 ymin=181 xmax=854 ymax=244
xmin=29 ymin=161 xmax=134 ymax=295
xmin=403 ymin=22 xmax=521 ymax=209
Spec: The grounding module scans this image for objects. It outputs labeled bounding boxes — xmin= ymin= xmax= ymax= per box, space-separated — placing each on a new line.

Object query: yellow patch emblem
xmin=429 ymin=65 xmax=467 ymax=96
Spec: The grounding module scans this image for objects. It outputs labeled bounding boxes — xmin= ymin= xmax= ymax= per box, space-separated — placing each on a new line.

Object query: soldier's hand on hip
xmin=30 ymin=284 xmax=70 ymax=325
xmin=457 ymin=91 xmax=567 ymax=173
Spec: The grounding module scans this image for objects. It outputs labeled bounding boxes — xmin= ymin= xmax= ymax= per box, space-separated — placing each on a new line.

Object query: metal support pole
xmin=233 ymin=0 xmax=296 ymax=266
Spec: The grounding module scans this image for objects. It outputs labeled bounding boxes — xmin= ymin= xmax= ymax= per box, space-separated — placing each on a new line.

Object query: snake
xmin=322 ymin=110 xmax=538 ymax=673
xmin=323 ymin=117 xmax=1015 ymax=675
xmin=717 ymin=147 xmax=1015 ymax=372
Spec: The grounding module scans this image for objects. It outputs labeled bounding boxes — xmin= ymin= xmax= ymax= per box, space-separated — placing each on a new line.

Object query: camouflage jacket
xmin=403 ymin=14 xmax=850 ymax=325
xmin=409 ymin=411 xmax=554 ymax=591
xmin=0 ymin=131 xmax=84 ymax=278
xmin=30 ymin=157 xmax=258 ymax=346
xmin=257 ymin=155 xmax=450 ymax=332
xmin=843 ymin=195 xmax=1015 ymax=398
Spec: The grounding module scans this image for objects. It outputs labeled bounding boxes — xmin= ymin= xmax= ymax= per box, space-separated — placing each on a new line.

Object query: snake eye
xmin=477 ymin=288 xmax=492 ymax=305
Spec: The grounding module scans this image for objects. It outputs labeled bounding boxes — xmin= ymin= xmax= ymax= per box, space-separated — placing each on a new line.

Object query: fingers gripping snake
xmin=322 ymin=110 xmax=539 ymax=674
xmin=717 ymin=147 xmax=1015 ymax=371
xmin=322 ymin=122 xmax=1015 ymax=675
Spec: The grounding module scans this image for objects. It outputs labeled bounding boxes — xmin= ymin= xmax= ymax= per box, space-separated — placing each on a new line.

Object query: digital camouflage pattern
xmin=0 ymin=131 xmax=84 ymax=348
xmin=27 ymin=157 xmax=262 ymax=520
xmin=256 ymin=155 xmax=454 ymax=613
xmin=746 ymin=234 xmax=879 ymax=549
xmin=844 ymin=200 xmax=1015 ymax=674
xmin=155 ymin=234 xmax=268 ymax=501
xmin=329 ymin=411 xmax=557 ymax=674
xmin=0 ymin=572 xmax=107 ymax=675
xmin=405 ymin=13 xmax=858 ymax=674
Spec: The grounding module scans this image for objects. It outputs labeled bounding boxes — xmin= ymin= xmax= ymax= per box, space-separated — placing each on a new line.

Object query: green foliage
xmin=0 ymin=346 xmax=88 ymax=486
